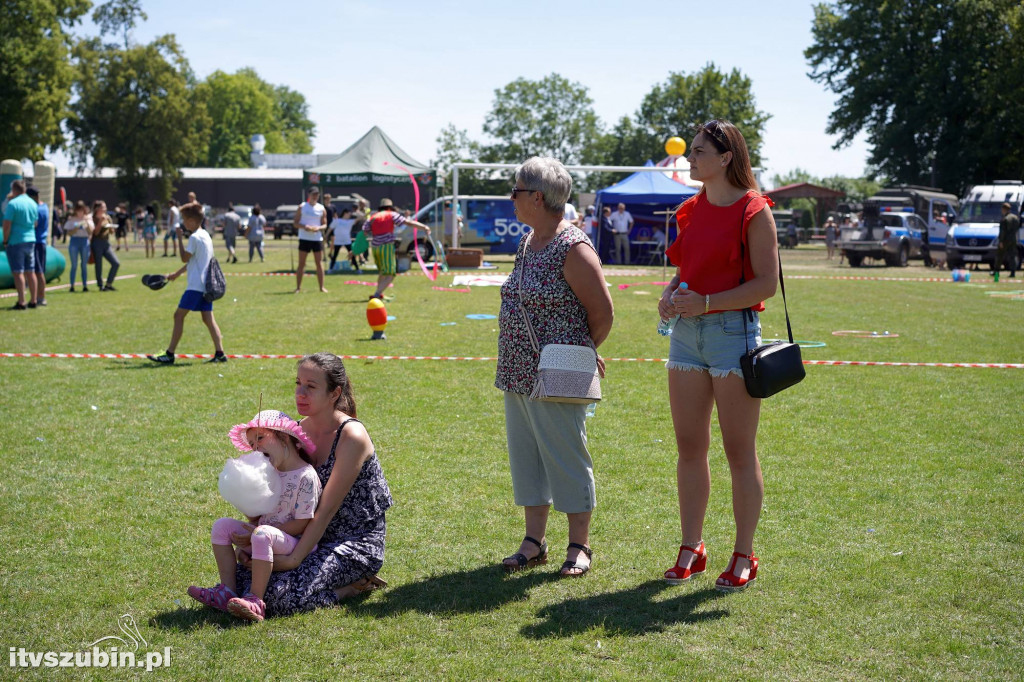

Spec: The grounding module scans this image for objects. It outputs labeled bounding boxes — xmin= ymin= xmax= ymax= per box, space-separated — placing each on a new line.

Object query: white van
xmin=945 ymin=181 xmax=1024 ymax=270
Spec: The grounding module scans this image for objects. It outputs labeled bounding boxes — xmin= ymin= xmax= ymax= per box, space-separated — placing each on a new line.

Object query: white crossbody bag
xmin=516 ymin=233 xmax=602 ymax=404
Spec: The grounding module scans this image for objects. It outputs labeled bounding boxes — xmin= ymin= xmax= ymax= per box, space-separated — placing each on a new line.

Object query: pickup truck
xmin=839 ymin=208 xmax=929 ymax=267
xmin=838 ymin=186 xmax=958 ymax=267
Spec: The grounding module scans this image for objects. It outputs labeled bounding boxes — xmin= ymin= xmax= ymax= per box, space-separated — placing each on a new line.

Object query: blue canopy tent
xmin=594 ymin=162 xmax=698 ymax=264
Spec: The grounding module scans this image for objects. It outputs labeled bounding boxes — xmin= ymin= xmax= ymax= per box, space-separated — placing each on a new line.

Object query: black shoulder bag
xmin=737 ymin=203 xmax=805 ymax=398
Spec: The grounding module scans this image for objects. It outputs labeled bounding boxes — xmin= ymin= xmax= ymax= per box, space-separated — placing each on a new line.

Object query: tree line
xmin=1 ymin=0 xmax=314 ymax=207
xmin=430 ymin=67 xmax=772 ymax=194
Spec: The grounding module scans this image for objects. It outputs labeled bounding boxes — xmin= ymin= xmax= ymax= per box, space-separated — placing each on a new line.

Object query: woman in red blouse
xmin=658 ymin=120 xmax=779 ymax=592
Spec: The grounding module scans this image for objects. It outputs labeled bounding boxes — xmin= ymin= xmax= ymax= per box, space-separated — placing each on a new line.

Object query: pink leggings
xmin=211 ymin=517 xmax=299 ymax=563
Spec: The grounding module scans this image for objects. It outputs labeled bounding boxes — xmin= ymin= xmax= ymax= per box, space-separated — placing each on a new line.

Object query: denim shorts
xmin=5 ymin=242 xmax=35 ymax=273
xmin=33 ymin=242 xmax=47 ymax=274
xmin=178 ymin=289 xmax=213 ymax=312
xmin=667 ymin=310 xmax=761 ymax=378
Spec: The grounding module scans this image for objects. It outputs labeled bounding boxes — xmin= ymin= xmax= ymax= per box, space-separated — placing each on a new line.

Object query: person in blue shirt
xmin=2 ymin=180 xmax=40 ymax=309
xmin=27 ymin=187 xmax=49 ymax=307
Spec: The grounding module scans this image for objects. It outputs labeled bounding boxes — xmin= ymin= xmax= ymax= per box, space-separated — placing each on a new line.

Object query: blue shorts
xmin=5 ymin=242 xmax=35 ymax=273
xmin=178 ymin=289 xmax=213 ymax=312
xmin=667 ymin=310 xmax=761 ymax=379
xmin=33 ymin=243 xmax=47 ymax=274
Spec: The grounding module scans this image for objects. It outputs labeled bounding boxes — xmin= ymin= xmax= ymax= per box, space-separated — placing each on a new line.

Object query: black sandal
xmin=502 ymin=535 xmax=548 ymax=573
xmin=559 ymin=542 xmax=593 ymax=577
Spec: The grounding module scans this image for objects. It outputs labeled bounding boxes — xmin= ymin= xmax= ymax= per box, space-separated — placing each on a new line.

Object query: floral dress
xmin=235 ymin=418 xmax=393 ymax=617
xmin=495 ymin=227 xmax=596 ymax=395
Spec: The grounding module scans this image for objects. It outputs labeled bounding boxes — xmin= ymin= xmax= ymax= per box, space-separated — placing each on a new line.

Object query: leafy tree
xmin=482 ymin=73 xmax=603 ymax=166
xmin=586 ymin=116 xmax=659 ymax=191
xmin=429 ymin=124 xmax=502 ymax=196
xmin=0 ymin=0 xmax=90 ymax=159
xmin=269 ymin=84 xmax=315 ymax=154
xmin=819 ymin=174 xmax=884 ymax=203
xmin=806 ymin=0 xmax=1024 ymax=194
xmin=68 ymin=35 xmax=207 ymax=205
xmin=635 ymin=64 xmax=772 ymax=167
xmin=92 ymin=0 xmax=147 ymax=49
xmin=194 ymin=68 xmax=314 ymax=167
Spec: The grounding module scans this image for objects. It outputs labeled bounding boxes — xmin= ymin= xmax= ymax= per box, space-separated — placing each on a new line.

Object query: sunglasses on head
xmin=699 ymin=119 xmax=729 ymax=151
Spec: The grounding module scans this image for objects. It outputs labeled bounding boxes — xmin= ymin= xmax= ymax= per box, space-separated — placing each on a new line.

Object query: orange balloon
xmin=665 ymin=137 xmax=686 ymax=156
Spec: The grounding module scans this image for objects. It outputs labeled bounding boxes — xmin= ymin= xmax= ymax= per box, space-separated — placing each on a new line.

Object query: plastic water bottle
xmin=585 ymin=402 xmax=597 ymax=419
xmin=657 ymin=282 xmax=688 ymax=336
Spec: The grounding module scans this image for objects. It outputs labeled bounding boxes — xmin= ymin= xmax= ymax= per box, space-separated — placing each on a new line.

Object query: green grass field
xmin=1 ymin=239 xmax=1022 ymax=679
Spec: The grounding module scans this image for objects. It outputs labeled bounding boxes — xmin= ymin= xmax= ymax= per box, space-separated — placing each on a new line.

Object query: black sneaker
xmin=205 ymin=353 xmax=227 ymax=363
xmin=27 ymin=302 xmax=37 ymax=309
xmin=147 ymin=353 xmax=175 ymax=365
xmin=82 ymin=286 xmax=90 ymax=292
xmin=11 ymin=302 xmax=26 ymax=311
xmin=104 ymin=284 xmax=116 ymax=292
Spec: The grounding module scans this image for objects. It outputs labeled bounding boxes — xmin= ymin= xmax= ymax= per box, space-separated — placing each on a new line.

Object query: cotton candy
xmin=218 ymin=451 xmax=281 ymax=517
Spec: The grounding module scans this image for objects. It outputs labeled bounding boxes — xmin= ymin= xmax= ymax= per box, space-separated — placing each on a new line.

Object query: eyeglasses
xmin=510 ymin=187 xmax=539 ymax=199
xmin=700 ymin=119 xmax=729 ymax=150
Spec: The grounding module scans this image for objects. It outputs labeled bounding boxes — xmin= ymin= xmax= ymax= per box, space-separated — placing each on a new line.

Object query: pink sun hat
xmin=228 ymin=409 xmax=316 ymax=455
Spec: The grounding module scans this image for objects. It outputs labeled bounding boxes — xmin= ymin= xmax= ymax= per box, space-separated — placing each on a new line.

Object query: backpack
xmin=204 ymin=257 xmax=226 ymax=302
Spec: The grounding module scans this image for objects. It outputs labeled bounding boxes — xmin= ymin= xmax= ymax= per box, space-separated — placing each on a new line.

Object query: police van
xmin=838 ymin=185 xmax=958 ymax=267
xmin=397 ymin=195 xmax=526 ymax=260
xmin=945 ymin=181 xmax=1024 ymax=271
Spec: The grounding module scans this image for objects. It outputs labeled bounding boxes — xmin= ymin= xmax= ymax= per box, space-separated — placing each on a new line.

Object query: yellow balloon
xmin=665 ymin=137 xmax=686 ymax=156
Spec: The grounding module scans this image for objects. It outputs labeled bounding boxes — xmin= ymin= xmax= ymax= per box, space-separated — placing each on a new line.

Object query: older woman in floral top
xmin=495 ymin=157 xmax=614 ymax=577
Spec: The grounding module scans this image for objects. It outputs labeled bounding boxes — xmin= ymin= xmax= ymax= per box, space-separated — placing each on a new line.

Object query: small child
xmin=142 ymin=205 xmax=157 ymax=258
xmin=188 ymin=410 xmax=322 ymax=622
xmin=328 ymin=208 xmax=355 ymax=272
xmin=146 ymin=201 xmax=226 ymax=364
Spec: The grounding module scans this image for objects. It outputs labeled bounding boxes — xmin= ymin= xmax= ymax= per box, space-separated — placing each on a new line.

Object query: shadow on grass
xmin=150 ymin=607 xmax=250 ymax=632
xmin=520 ymin=580 xmax=727 ymax=638
xmin=104 ymin=360 xmax=194 ymax=370
xmin=351 ymin=564 xmax=561 ymax=617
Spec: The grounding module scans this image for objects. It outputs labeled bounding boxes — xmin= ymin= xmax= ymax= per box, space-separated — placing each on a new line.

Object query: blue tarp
xmin=595 ymin=161 xmax=698 ymax=205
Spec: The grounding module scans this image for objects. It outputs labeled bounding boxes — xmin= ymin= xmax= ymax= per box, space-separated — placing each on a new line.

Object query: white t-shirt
xmin=563 ymin=203 xmax=579 ymax=224
xmin=582 ymin=215 xmax=597 ymax=238
xmin=297 ymin=201 xmax=325 ymax=242
xmin=184 ymin=228 xmax=213 ymax=292
xmin=331 ymin=218 xmax=354 ymax=246
xmin=609 ymin=210 xmax=633 ymax=233
xmin=167 ymin=205 xmax=180 ymax=231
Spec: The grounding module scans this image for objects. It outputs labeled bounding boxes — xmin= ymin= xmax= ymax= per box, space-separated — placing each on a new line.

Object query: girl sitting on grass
xmin=188 ymin=410 xmax=322 ymax=622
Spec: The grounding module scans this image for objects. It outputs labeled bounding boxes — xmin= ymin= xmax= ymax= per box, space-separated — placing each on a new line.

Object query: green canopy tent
xmin=303 ymin=126 xmax=437 ymax=207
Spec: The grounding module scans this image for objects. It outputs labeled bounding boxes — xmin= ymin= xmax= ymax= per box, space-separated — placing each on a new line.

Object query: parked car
xmin=272 ymin=205 xmax=299 ymax=239
xmin=945 ymin=181 xmax=1024 ymax=271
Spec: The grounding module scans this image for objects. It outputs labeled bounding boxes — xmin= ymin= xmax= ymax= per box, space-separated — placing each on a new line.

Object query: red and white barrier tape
xmin=788 ymin=274 xmax=1024 ymax=284
xmin=1 ymin=352 xmax=1021 ymax=368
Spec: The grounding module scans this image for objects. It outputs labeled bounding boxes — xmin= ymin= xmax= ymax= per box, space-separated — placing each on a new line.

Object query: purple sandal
xmin=227 ymin=594 xmax=266 ymax=622
xmin=186 ymin=583 xmax=236 ymax=612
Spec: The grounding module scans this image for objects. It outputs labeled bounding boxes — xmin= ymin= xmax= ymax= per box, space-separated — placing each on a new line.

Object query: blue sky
xmin=56 ymin=0 xmax=870 ymax=186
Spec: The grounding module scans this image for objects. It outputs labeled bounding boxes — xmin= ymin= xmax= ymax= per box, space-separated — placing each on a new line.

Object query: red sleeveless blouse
xmin=664 ymin=190 xmax=774 ymax=313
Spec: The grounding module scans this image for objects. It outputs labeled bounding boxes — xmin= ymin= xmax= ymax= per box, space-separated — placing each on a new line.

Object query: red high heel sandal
xmin=715 ymin=551 xmax=758 ymax=592
xmin=664 ymin=542 xmax=707 ymax=584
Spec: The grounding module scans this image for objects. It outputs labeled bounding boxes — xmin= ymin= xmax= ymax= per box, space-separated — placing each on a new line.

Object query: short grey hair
xmin=515 ymin=157 xmax=572 ymax=215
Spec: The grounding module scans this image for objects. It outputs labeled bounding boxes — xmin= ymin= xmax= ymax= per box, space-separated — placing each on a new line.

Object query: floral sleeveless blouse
xmin=495 ymin=226 xmax=596 ymax=395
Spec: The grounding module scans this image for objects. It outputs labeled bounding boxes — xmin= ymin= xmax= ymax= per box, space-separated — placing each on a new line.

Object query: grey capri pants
xmin=504 ymin=391 xmax=595 ymax=514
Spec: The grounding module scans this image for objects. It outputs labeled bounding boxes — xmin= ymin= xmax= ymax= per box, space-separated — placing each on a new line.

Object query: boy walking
xmin=147 ymin=202 xmax=226 ymax=364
